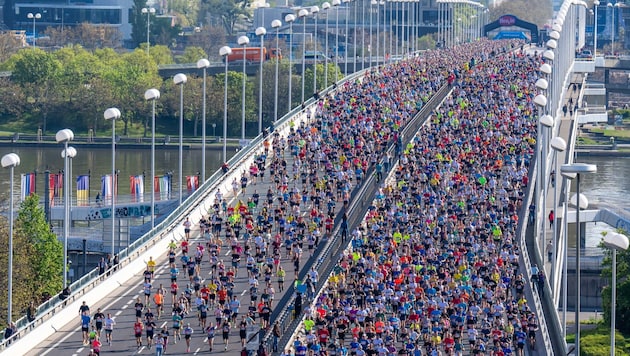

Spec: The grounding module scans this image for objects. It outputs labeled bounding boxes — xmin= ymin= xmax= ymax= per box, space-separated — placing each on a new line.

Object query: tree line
xmin=0 ymin=195 xmax=63 ymax=329
xmin=0 ymin=44 xmax=341 ymax=139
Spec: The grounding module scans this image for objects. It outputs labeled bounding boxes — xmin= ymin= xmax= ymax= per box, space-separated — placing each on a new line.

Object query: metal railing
xmin=264 ymin=82 xmax=452 ymax=354
xmin=0 ymin=66 xmax=367 ymax=351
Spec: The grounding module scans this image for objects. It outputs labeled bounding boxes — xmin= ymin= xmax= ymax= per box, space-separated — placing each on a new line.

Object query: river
xmin=0 ymin=146 xmax=232 ymax=202
xmin=0 ymin=147 xmax=623 ymax=249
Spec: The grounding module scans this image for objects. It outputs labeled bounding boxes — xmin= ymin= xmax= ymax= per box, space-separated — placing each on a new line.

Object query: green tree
xmin=7 ymin=48 xmax=61 ymax=133
xmin=185 ymin=25 xmax=227 ymax=62
xmin=130 ymin=0 xmax=153 ymax=48
xmin=200 ymin=0 xmax=251 ymax=35
xmin=416 ymin=34 xmax=436 ymax=50
xmin=178 ymin=46 xmax=207 ymax=64
xmin=16 ymin=194 xmax=63 ymax=301
xmin=100 ymin=49 xmax=163 ymax=136
xmin=600 ymin=230 xmax=630 ymax=335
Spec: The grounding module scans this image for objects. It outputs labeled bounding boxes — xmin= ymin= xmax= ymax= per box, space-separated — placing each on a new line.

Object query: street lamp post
xmin=550 ymin=136 xmax=566 ymax=289
xmin=311 ymin=6 xmax=320 ymax=95
xmin=594 ymin=1 xmax=599 ymax=57
xmin=256 ymin=26 xmax=266 ymax=135
xmin=220 ymin=46 xmax=232 ymax=163
xmin=533 ymin=93 xmax=547 ymax=248
xmin=285 ymin=14 xmax=296 ymax=112
xmin=343 ymin=0 xmax=350 ymax=75
xmin=141 ymin=7 xmax=156 ymax=56
xmin=27 ymin=13 xmax=41 ymax=48
xmin=55 ymin=129 xmax=74 ymax=288
xmin=104 ymin=108 xmax=121 ymax=258
xmin=2 ymin=153 xmax=20 ymax=324
xmin=271 ymin=20 xmax=282 ymax=124
xmin=322 ymin=3 xmax=331 ymax=88
xmin=238 ymin=36 xmax=250 ymax=142
xmin=144 ymin=89 xmax=160 ymax=229
xmin=173 ymin=73 xmax=187 ymax=205
xmin=196 ymin=59 xmax=210 ymax=182
xmin=560 ymin=163 xmax=597 ymax=356
xmin=602 ymin=231 xmax=630 ymax=356
xmin=299 ymin=8 xmax=309 ymax=105
xmin=540 ymin=113 xmax=553 ymax=261
xmin=333 ymin=0 xmax=341 ymax=83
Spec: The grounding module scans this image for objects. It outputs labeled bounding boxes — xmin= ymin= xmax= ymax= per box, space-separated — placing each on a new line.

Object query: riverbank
xmin=0 ymin=134 xmax=242 ymax=150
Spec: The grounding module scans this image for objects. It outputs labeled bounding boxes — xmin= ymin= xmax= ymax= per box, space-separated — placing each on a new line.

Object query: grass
xmin=567 ymin=326 xmax=630 ymax=355
xmin=588 ymin=128 xmax=630 ymax=139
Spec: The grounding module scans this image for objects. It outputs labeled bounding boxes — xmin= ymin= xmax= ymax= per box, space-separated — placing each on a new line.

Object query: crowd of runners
xmin=74 ymin=38 xmax=545 ymax=356
xmin=284 ymin=40 xmax=545 ymax=356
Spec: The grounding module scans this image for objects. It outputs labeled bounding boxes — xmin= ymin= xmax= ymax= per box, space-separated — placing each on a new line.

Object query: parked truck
xmin=225 ymin=47 xmax=282 ymax=63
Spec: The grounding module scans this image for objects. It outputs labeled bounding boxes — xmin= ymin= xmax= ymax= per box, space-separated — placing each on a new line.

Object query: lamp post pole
xmin=144 ymin=89 xmax=160 ymax=229
xmin=220 ymin=46 xmax=232 ymax=163
xmin=256 ymin=27 xmax=266 ymax=135
xmin=27 ymin=13 xmax=41 ymax=48
xmin=603 ymin=232 xmax=629 ymax=356
xmin=141 ymin=8 xmax=155 ymax=56
xmin=312 ymin=6 xmax=320 ymax=95
xmin=104 ymin=108 xmax=121 ymax=258
xmin=322 ymin=3 xmax=331 ymax=88
xmin=55 ymin=129 xmax=74 ymax=288
xmin=285 ymin=14 xmax=296 ymax=112
xmin=173 ymin=73 xmax=187 ymax=205
xmin=299 ymin=9 xmax=309 ymax=105
xmin=238 ymin=36 xmax=250 ymax=142
xmin=561 ymin=163 xmax=597 ymax=356
xmin=2 ymin=153 xmax=20 ymax=324
xmin=343 ymin=0 xmax=350 ymax=75
xmin=550 ymin=137 xmax=566 ymax=292
xmin=594 ymin=1 xmax=599 ymax=57
xmin=196 ymin=59 xmax=210 ymax=182
xmin=334 ymin=0 xmax=341 ymax=83
xmin=272 ymin=20 xmax=282 ymax=123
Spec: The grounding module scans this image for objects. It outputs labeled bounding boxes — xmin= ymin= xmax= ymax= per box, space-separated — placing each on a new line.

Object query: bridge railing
xmin=0 ymin=64 xmax=363 ymax=351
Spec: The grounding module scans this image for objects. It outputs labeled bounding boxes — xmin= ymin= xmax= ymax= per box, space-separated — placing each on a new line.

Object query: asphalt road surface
xmin=26 ymin=145 xmax=341 ymax=356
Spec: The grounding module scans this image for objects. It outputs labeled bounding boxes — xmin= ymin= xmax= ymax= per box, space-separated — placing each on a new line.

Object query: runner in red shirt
xmin=133 ymin=318 xmax=144 ymax=349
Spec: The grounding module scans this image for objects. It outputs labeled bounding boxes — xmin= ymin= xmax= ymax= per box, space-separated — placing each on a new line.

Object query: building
xmin=3 ymin=0 xmax=136 ymax=41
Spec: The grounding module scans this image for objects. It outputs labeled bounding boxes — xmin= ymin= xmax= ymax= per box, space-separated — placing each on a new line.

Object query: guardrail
xmin=0 ymin=67 xmax=360 ymax=350
xmin=263 ymin=82 xmax=452 ymax=354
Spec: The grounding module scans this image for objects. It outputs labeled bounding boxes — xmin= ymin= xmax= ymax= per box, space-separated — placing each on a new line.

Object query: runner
xmin=133 ymin=317 xmax=144 ymax=349
xmin=206 ymin=323 xmax=216 ymax=352
xmin=80 ymin=310 xmax=91 ymax=346
xmin=93 ymin=308 xmax=105 ymax=338
xmin=103 ymin=313 xmax=115 ymax=346
xmin=145 ymin=315 xmax=156 ymax=349
xmin=153 ymin=290 xmax=164 ymax=320
xmin=183 ymin=217 xmax=192 ymax=239
xmin=222 ymin=320 xmax=231 ymax=351
xmin=172 ymin=311 xmax=183 ymax=342
xmin=183 ymin=323 xmax=194 ymax=352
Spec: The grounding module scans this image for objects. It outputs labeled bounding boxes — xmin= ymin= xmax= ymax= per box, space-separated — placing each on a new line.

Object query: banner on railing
xmin=130 ymin=175 xmax=144 ymax=202
xmin=49 ymin=173 xmax=63 ymax=206
xmin=76 ymin=175 xmax=90 ymax=206
xmin=186 ymin=175 xmax=199 ymax=192
xmin=154 ymin=175 xmax=171 ymax=200
xmin=101 ymin=174 xmax=117 ymax=204
xmin=21 ymin=172 xmax=36 ymax=201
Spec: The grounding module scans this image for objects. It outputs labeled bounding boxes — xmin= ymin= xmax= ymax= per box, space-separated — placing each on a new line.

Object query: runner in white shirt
xmin=104 ymin=313 xmax=116 ymax=346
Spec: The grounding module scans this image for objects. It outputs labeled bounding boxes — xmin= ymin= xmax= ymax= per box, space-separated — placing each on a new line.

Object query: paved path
xmin=25 ymin=139 xmax=346 ymax=356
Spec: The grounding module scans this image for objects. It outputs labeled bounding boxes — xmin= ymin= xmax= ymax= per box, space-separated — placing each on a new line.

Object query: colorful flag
xmin=101 ymin=174 xmax=117 ymax=205
xmin=130 ymin=175 xmax=144 ymax=202
xmin=186 ymin=175 xmax=199 ymax=192
xmin=154 ymin=175 xmax=171 ymax=200
xmin=76 ymin=175 xmax=90 ymax=206
xmin=49 ymin=173 xmax=63 ymax=206
xmin=20 ymin=172 xmax=36 ymax=201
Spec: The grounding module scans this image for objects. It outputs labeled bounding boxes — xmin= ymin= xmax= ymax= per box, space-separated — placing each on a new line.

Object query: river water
xmin=0 ymin=147 xmax=622 ymax=249
xmin=0 ymin=146 xmax=231 ymax=202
